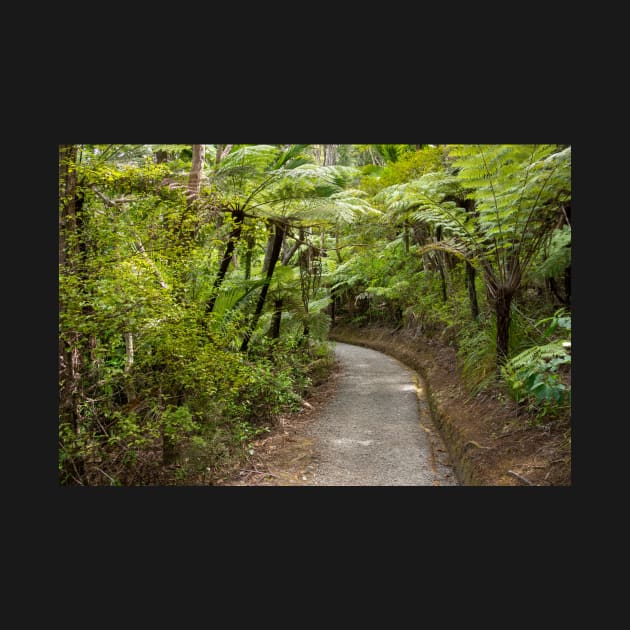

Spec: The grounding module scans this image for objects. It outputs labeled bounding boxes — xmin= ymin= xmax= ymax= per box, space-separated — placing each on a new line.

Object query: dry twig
xmin=507 ymin=470 xmax=533 ymax=485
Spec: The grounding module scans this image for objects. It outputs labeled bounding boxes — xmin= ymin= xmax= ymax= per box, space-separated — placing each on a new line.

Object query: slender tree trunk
xmin=170 ymin=144 xmax=205 ymax=303
xmin=335 ymin=227 xmax=343 ymax=263
xmin=437 ymin=256 xmax=448 ymax=302
xmin=261 ymin=223 xmax=275 ymax=273
xmin=330 ymin=287 xmax=336 ymax=323
xmin=187 ymin=144 xmax=205 ymax=242
xmin=206 ymin=209 xmax=245 ymax=313
xmin=244 ymin=232 xmax=255 ymax=280
xmin=466 ymin=261 xmax=479 ymax=320
xmin=268 ymin=298 xmax=283 ymax=339
xmin=123 ymin=331 xmax=136 ymax=403
xmin=240 ymin=222 xmax=285 ymax=352
xmin=435 ymin=226 xmax=453 ymax=300
xmin=187 ymin=144 xmax=205 ymax=199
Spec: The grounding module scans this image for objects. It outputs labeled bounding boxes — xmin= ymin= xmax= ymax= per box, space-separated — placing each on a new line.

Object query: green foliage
xmin=162 ymin=405 xmax=196 ymax=440
xmin=529 ymin=224 xmax=571 ymax=284
xmin=501 ymin=310 xmax=571 ymax=420
xmin=457 ymin=317 xmax=498 ymax=394
xmin=360 ymin=147 xmax=445 ymax=196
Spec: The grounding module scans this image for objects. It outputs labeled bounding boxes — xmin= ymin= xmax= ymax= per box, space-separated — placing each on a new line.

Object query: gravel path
xmin=305 ymin=342 xmax=458 ymax=486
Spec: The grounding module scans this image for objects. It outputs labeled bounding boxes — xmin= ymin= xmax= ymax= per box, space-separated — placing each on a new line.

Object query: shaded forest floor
xmin=217 ymin=323 xmax=571 ymax=486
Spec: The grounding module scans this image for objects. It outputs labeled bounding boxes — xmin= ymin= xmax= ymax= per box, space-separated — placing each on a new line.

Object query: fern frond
xmin=214 ymin=145 xmax=280 ymax=175
xmin=502 ymin=339 xmax=570 ymax=374
xmin=211 ymin=278 xmax=268 ymax=318
xmin=415 ymin=238 xmax=472 ymax=262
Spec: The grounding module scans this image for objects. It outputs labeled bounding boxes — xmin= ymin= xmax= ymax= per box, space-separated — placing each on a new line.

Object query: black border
xmin=42 ymin=98 xmax=580 ymax=574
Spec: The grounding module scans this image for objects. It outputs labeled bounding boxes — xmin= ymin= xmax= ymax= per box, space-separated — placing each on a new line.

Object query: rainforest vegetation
xmin=59 ymin=144 xmax=571 ymax=486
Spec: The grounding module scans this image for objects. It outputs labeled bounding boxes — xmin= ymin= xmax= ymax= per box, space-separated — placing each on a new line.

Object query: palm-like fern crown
xmin=449 ymin=144 xmax=571 ymax=245
xmin=211 ymin=145 xmax=379 ymax=226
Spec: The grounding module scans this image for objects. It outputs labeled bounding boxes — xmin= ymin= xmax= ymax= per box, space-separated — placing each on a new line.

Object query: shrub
xmin=501 ymin=310 xmax=571 ymax=421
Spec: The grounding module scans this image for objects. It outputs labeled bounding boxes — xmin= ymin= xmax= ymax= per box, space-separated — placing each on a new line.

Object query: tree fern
xmin=375 ymin=144 xmax=571 ymax=365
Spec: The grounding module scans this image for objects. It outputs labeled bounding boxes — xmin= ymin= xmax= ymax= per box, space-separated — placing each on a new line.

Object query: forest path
xmin=303 ymin=342 xmax=458 ymax=486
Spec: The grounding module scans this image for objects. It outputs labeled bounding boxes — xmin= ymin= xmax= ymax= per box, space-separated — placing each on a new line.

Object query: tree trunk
xmin=240 ymin=222 xmax=285 ymax=352
xmin=124 ymin=332 xmax=136 ymax=403
xmin=494 ymin=287 xmax=513 ymax=365
xmin=187 ymin=144 xmax=205 ymax=199
xmin=215 ymin=143 xmax=233 ymax=166
xmin=206 ymin=209 xmax=245 ymax=313
xmin=335 ymin=227 xmax=343 ymax=263
xmin=244 ymin=232 xmax=255 ymax=280
xmin=324 ymin=144 xmax=338 ymax=166
xmin=261 ymin=223 xmax=275 ymax=273
xmin=437 ymin=256 xmax=448 ymax=302
xmin=466 ymin=261 xmax=479 ymax=320
xmin=330 ymin=291 xmax=336 ymax=323
xmin=435 ymin=225 xmax=453 ymax=301
xmin=268 ymin=298 xmax=283 ymax=339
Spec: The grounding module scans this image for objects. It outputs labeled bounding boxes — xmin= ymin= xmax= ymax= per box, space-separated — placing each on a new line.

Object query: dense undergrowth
xmin=59 ymin=319 xmax=335 ymax=486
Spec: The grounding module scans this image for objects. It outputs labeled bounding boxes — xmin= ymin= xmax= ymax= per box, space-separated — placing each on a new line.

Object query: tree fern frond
xmin=272 ymin=144 xmax=311 ymax=170
xmin=215 ymin=145 xmax=280 ymax=175
xmin=280 ymin=190 xmax=380 ymax=225
xmin=415 ymin=238 xmax=472 ymax=262
xmin=211 ymin=278 xmax=268 ymax=318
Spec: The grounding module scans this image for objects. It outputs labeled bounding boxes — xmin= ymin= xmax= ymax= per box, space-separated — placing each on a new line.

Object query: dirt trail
xmin=303 ymin=342 xmax=457 ymax=486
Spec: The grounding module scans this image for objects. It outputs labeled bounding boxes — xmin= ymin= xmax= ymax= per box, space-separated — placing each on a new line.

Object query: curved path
xmin=305 ymin=342 xmax=458 ymax=486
